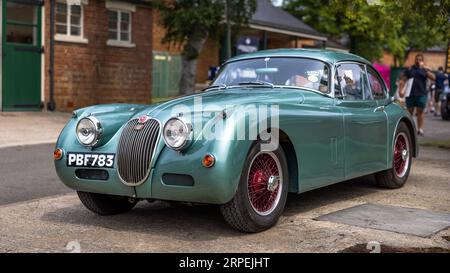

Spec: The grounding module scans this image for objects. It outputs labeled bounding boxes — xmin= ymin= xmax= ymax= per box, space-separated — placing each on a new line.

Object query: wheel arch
xmin=256 ymin=128 xmax=299 ymax=193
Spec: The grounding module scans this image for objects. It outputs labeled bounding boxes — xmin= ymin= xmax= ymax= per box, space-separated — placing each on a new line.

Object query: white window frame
xmin=106 ymin=1 xmax=135 ymax=48
xmin=55 ymin=0 xmax=88 ymax=44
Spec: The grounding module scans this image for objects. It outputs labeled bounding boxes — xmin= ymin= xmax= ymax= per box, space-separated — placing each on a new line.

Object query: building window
xmin=55 ymin=1 xmax=88 ymax=43
xmin=106 ymin=1 xmax=135 ymax=48
xmin=108 ymin=10 xmax=131 ymax=42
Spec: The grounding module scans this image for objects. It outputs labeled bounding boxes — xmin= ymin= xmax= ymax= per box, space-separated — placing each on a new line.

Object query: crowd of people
xmin=395 ymin=54 xmax=449 ymax=136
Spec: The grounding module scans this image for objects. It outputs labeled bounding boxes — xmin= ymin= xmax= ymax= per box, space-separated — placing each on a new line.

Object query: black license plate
xmin=66 ymin=152 xmax=115 ymax=168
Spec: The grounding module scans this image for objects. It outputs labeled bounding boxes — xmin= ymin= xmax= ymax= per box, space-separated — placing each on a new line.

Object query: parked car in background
xmin=54 ymin=49 xmax=418 ymax=232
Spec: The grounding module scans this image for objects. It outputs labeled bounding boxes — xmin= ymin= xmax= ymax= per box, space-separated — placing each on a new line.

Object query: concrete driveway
xmin=0 ymin=112 xmax=70 ymax=148
xmin=0 ymin=146 xmax=449 ymax=253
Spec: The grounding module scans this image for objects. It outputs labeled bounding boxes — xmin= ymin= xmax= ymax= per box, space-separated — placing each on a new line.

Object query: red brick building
xmin=48 ymin=0 xmax=153 ymax=111
xmin=1 ymin=0 xmax=153 ymax=112
xmin=1 ymin=0 xmax=338 ymax=112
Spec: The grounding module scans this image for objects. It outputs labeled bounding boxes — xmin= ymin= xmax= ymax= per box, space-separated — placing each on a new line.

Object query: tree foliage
xmin=153 ymin=0 xmax=257 ymax=94
xmin=284 ymin=0 xmax=450 ymax=66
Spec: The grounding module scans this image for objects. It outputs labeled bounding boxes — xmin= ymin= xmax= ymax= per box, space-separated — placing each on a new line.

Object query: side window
xmin=367 ymin=67 xmax=387 ymax=100
xmin=335 ymin=63 xmax=368 ymax=101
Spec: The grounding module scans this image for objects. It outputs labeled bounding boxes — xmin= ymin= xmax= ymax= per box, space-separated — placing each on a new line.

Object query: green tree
xmin=154 ymin=0 xmax=256 ymax=94
xmin=284 ymin=0 xmax=449 ymax=66
xmin=384 ymin=0 xmax=450 ymax=66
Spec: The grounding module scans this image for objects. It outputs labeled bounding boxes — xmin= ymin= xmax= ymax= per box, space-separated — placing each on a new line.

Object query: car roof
xmin=226 ymin=48 xmax=371 ymax=66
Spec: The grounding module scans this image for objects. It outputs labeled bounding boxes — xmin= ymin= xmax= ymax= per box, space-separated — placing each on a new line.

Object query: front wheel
xmin=77 ymin=191 xmax=137 ymax=215
xmin=375 ymin=122 xmax=412 ymax=189
xmin=220 ymin=141 xmax=289 ymax=232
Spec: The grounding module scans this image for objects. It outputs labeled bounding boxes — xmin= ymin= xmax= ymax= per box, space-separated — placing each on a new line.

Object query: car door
xmin=335 ymin=62 xmax=388 ymax=179
xmin=366 ymin=65 xmax=390 ymax=166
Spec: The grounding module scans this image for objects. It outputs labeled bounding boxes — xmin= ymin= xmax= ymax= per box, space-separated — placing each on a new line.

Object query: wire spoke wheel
xmin=220 ymin=141 xmax=289 ymax=232
xmin=247 ymin=152 xmax=283 ymax=216
xmin=393 ymin=132 xmax=410 ymax=178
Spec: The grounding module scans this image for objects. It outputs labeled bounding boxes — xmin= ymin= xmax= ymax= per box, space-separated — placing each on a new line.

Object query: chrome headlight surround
xmin=76 ymin=116 xmax=102 ymax=147
xmin=163 ymin=117 xmax=193 ymax=151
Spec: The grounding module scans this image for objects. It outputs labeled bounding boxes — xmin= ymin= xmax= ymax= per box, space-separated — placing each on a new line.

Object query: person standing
xmin=404 ymin=54 xmax=436 ymax=136
xmin=434 ymin=66 xmax=448 ymax=117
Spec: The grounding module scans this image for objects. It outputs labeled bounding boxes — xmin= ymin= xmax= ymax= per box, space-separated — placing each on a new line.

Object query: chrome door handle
xmin=374 ymin=106 xmax=385 ymax=112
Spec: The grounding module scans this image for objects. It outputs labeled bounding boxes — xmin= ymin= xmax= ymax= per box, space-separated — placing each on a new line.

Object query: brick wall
xmin=44 ymin=0 xmax=153 ymax=112
xmin=297 ymin=38 xmax=318 ymax=48
xmin=403 ymin=51 xmax=446 ymax=70
xmin=381 ymin=50 xmax=446 ymax=70
xmin=267 ymin=36 xmax=320 ymax=50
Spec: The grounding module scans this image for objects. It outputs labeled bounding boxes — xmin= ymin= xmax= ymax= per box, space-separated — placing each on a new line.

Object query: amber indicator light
xmin=54 ymin=148 xmax=63 ymax=160
xmin=202 ymin=154 xmax=215 ymax=168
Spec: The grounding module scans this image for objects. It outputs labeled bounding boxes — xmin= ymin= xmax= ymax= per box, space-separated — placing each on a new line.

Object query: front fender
xmin=55 ymin=103 xmax=148 ymax=196
xmin=135 ymin=111 xmax=255 ymax=204
xmin=385 ymin=102 xmax=419 ymax=169
xmin=70 ymin=104 xmax=148 ymax=146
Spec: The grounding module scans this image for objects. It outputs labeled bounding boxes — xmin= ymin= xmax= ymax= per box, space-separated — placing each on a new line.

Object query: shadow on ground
xmin=41 ymin=175 xmax=380 ymax=241
xmin=284 ymin=175 xmax=379 ymax=216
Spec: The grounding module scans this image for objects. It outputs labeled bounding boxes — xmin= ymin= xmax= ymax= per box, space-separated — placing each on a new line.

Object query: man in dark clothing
xmin=435 ymin=66 xmax=448 ymax=117
xmin=404 ymin=54 xmax=436 ymax=136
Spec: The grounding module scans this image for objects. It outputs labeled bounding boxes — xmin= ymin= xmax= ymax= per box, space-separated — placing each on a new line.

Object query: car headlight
xmin=76 ymin=116 xmax=102 ymax=146
xmin=163 ymin=117 xmax=192 ymax=151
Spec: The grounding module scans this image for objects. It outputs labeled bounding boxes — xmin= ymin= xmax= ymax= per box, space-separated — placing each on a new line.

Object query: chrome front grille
xmin=117 ymin=118 xmax=160 ymax=186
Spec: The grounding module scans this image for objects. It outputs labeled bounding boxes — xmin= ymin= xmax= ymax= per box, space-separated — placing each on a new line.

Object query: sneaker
xmin=418 ymin=129 xmax=424 ymax=136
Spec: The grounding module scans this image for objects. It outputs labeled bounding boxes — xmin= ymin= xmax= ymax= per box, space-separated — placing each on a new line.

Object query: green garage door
xmin=152 ymin=51 xmax=182 ymax=99
xmin=2 ymin=0 xmax=42 ymax=111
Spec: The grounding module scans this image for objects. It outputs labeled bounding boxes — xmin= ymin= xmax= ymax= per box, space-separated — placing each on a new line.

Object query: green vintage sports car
xmin=54 ymin=49 xmax=417 ymax=232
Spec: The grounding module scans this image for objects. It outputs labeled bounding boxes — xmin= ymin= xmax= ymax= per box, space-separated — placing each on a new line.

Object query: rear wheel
xmin=220 ymin=141 xmax=289 ymax=232
xmin=77 ymin=191 xmax=137 ymax=215
xmin=375 ymin=122 xmax=412 ymax=189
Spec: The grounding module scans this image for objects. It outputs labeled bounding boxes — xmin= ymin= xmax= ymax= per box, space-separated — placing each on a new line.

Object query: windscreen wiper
xmin=238 ymin=80 xmax=274 ymax=88
xmin=203 ymin=84 xmax=227 ymax=91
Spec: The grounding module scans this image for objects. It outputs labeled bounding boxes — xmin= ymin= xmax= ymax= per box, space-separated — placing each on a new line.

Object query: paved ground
xmin=0 ymin=146 xmax=449 ymax=252
xmin=0 ymin=111 xmax=70 ymax=148
xmin=419 ymin=112 xmax=450 ymax=142
xmin=0 ymin=144 xmax=70 ymax=205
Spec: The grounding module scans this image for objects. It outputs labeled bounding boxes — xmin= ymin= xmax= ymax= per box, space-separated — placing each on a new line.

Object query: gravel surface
xmin=0 ymin=147 xmax=448 ymax=253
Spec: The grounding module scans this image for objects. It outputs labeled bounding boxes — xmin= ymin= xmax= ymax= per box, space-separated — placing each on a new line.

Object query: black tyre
xmin=77 ymin=191 xmax=137 ymax=215
xmin=220 ymin=140 xmax=289 ymax=232
xmin=375 ymin=122 xmax=412 ymax=189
